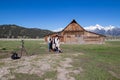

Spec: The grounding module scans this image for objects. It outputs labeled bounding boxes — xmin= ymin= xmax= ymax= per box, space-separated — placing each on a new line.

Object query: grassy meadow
xmin=0 ymin=39 xmax=120 ymax=80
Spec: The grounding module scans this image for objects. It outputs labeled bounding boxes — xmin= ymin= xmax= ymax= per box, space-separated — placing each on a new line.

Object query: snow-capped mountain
xmin=84 ymin=24 xmax=115 ymax=31
xmin=84 ymin=24 xmax=120 ymax=36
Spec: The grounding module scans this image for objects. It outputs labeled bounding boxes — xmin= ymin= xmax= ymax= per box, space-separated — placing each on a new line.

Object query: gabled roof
xmin=61 ymin=19 xmax=85 ymax=32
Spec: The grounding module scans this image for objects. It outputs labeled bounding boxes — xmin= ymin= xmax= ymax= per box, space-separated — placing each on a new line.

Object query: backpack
xmin=11 ymin=52 xmax=20 ymax=60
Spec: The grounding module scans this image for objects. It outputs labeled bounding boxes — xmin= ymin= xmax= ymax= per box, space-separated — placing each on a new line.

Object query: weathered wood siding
xmin=83 ymin=31 xmax=105 ymax=44
xmin=63 ymin=22 xmax=84 ymax=31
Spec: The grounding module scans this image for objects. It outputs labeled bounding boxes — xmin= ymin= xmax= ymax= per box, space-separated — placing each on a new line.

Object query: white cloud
xmin=53 ymin=28 xmax=64 ymax=32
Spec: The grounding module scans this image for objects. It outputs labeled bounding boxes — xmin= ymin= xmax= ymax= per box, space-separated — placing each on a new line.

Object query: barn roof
xmin=61 ymin=19 xmax=105 ymax=37
xmin=61 ymin=19 xmax=85 ymax=32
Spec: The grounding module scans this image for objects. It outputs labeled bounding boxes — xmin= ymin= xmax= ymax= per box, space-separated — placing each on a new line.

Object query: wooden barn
xmin=45 ymin=20 xmax=106 ymax=44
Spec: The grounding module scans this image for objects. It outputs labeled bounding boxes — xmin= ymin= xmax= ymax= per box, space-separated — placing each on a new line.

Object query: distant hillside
xmin=0 ymin=24 xmax=53 ymax=38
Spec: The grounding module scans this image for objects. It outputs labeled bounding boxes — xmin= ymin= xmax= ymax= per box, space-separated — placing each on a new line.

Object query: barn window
xmin=75 ymin=34 xmax=81 ymax=37
xmin=67 ymin=36 xmax=71 ymax=38
xmin=78 ymin=35 xmax=81 ymax=37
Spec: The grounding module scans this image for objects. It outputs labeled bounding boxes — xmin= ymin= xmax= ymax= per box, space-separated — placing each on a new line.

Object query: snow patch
xmin=84 ymin=24 xmax=115 ymax=31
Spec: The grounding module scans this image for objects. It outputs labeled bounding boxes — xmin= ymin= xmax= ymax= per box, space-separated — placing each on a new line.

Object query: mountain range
xmin=0 ymin=24 xmax=120 ymax=38
xmin=84 ymin=24 xmax=120 ymax=36
xmin=0 ymin=24 xmax=52 ymax=38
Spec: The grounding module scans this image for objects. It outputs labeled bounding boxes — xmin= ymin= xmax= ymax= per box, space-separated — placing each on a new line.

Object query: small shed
xmin=45 ymin=20 xmax=106 ymax=44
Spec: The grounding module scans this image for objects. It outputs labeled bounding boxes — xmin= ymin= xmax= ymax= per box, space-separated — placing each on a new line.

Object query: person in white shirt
xmin=55 ymin=37 xmax=62 ymax=53
xmin=52 ymin=37 xmax=56 ymax=51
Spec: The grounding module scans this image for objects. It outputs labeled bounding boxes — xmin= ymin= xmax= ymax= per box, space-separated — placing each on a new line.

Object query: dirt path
xmin=57 ymin=58 xmax=74 ymax=80
xmin=0 ymin=53 xmax=83 ymax=80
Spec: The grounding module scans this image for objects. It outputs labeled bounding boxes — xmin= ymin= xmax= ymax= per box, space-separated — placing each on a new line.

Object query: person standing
xmin=47 ymin=36 xmax=51 ymax=52
xmin=56 ymin=37 xmax=62 ymax=53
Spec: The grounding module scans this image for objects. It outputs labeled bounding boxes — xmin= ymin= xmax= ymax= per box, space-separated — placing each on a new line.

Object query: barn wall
xmin=83 ymin=31 xmax=105 ymax=44
xmin=84 ymin=31 xmax=99 ymax=37
xmin=60 ymin=31 xmax=105 ymax=44
xmin=61 ymin=31 xmax=85 ymax=44
xmin=45 ymin=31 xmax=105 ymax=44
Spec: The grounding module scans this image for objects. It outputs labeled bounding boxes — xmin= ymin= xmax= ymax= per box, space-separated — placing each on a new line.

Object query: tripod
xmin=11 ymin=40 xmax=28 ymax=60
xmin=20 ymin=40 xmax=28 ymax=57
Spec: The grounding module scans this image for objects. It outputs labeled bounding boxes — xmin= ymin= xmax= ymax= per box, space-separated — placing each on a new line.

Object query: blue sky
xmin=0 ymin=0 xmax=120 ymax=30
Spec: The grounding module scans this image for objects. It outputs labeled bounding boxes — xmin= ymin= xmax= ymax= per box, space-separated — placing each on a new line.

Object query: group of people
xmin=47 ymin=35 xmax=62 ymax=53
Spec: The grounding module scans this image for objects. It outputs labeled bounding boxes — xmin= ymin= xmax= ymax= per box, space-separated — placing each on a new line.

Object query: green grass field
xmin=0 ymin=40 xmax=120 ymax=80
